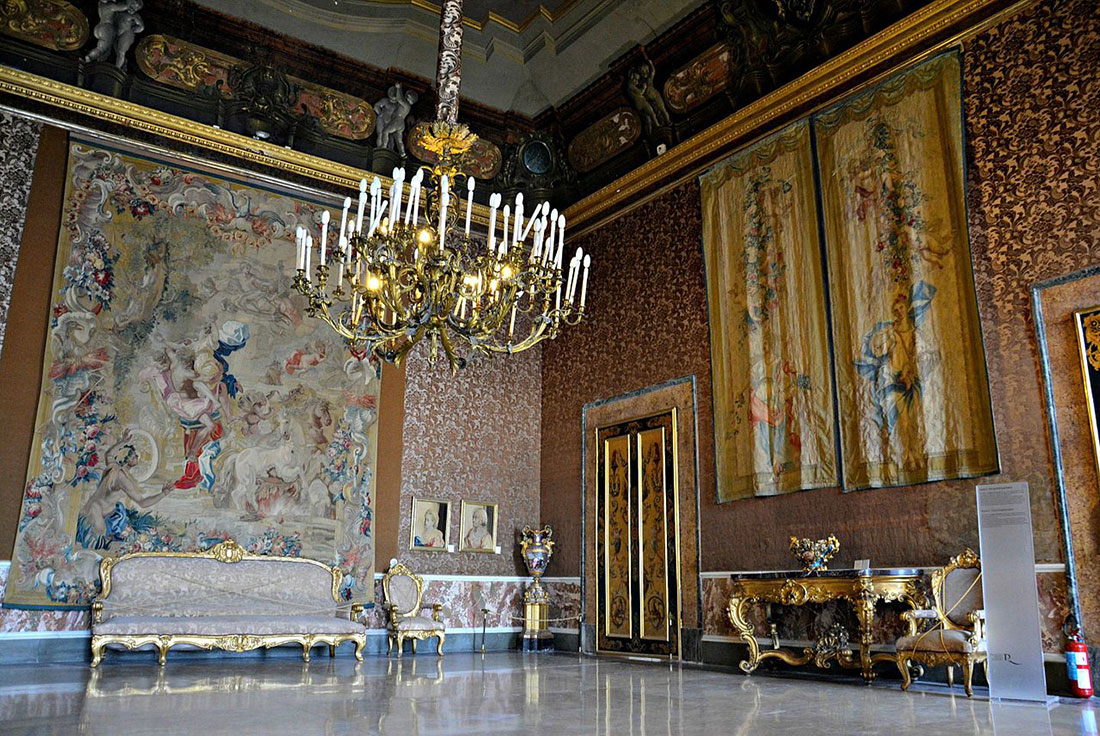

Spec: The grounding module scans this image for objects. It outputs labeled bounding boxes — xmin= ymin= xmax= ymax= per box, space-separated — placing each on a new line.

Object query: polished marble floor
xmin=0 ymin=652 xmax=1097 ymax=735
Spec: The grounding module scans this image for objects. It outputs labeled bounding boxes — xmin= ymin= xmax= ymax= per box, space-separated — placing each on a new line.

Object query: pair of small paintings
xmin=409 ymin=498 xmax=497 ymax=553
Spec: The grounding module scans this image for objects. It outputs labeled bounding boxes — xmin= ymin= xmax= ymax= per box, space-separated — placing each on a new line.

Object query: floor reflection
xmin=0 ymin=652 xmax=1097 ymax=735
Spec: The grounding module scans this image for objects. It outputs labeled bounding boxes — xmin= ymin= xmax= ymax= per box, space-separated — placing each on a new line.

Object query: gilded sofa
xmin=90 ymin=540 xmax=367 ymax=666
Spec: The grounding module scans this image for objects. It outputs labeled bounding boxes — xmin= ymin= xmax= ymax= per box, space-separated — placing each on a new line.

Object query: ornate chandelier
xmin=292 ymin=0 xmax=590 ymax=372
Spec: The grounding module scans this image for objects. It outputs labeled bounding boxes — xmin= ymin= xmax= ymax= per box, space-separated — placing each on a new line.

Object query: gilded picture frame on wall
xmin=409 ymin=497 xmax=451 ymax=552
xmin=1073 ymin=306 xmax=1100 ymax=486
xmin=459 ymin=501 xmax=498 ymax=553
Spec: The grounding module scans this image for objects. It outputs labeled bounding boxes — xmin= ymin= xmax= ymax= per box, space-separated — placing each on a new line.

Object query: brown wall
xmin=541 ymin=0 xmax=1100 ymax=579
xmin=0 ymin=126 xmax=67 ymax=560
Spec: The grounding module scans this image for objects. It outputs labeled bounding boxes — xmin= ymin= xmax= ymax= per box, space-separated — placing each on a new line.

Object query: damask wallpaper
xmin=398 ymin=347 xmax=542 ymax=576
xmin=542 ymin=0 xmax=1100 ymax=586
xmin=0 ymin=111 xmax=42 ymax=361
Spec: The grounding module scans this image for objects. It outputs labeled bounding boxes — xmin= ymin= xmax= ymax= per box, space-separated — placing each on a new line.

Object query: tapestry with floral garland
xmin=814 ymin=52 xmax=997 ymax=489
xmin=700 ymin=121 xmax=838 ymax=501
xmin=4 ymin=139 xmax=380 ymax=609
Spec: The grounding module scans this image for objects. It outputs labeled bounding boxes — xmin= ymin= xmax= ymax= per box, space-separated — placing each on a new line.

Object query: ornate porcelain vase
xmin=520 ymin=525 xmax=555 ymax=651
xmin=789 ymin=535 xmax=840 ymax=573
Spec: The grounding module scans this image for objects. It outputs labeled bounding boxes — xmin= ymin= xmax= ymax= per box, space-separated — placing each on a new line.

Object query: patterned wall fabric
xmin=0 ymin=111 xmax=42 ymax=361
xmin=701 ymin=121 xmax=837 ymax=500
xmin=5 ymin=140 xmax=381 ymax=608
xmin=816 ymin=52 xmax=997 ymax=489
xmin=542 ymin=0 xmax=1100 ymax=576
xmin=399 ymin=347 xmax=541 ymax=576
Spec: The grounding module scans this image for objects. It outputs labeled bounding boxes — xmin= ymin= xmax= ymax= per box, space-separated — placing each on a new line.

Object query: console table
xmin=727 ymin=569 xmax=926 ymax=683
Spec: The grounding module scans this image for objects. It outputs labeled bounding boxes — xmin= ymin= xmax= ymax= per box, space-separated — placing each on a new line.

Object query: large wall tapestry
xmin=814 ymin=52 xmax=997 ymax=489
xmin=701 ymin=121 xmax=837 ymax=501
xmin=5 ymin=140 xmax=381 ymax=609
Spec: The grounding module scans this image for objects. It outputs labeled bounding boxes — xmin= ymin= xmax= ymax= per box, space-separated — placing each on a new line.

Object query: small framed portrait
xmin=409 ymin=498 xmax=450 ymax=552
xmin=459 ymin=501 xmax=498 ymax=553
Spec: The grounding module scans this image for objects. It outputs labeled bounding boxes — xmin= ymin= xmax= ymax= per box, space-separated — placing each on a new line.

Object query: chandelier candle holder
xmin=290 ymin=0 xmax=590 ymax=373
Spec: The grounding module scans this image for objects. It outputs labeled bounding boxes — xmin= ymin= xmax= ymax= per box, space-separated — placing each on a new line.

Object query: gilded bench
xmin=90 ymin=540 xmax=367 ymax=666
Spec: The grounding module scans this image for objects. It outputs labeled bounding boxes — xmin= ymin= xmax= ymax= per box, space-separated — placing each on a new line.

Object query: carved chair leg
xmin=302 ymin=642 xmax=312 ymax=663
xmin=412 ymin=638 xmax=418 ymax=654
xmin=963 ymin=658 xmax=974 ymax=698
xmin=354 ymin=638 xmax=365 ymax=662
xmin=897 ymin=656 xmax=912 ymax=692
xmin=436 ymin=632 xmax=445 ymax=657
xmin=329 ymin=644 xmax=336 ymax=658
xmin=156 ymin=641 xmax=170 ymax=666
xmin=90 ymin=638 xmax=105 ymax=668
xmin=387 ymin=634 xmax=393 ymax=656
xmin=396 ymin=633 xmax=405 ymax=658
xmin=947 ymin=665 xmax=954 ymax=688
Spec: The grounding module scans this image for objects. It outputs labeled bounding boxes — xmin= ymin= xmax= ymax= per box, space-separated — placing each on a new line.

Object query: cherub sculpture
xmin=625 ymin=59 xmax=671 ymax=136
xmin=374 ymin=83 xmax=418 ymax=157
xmin=85 ymin=0 xmax=145 ymax=70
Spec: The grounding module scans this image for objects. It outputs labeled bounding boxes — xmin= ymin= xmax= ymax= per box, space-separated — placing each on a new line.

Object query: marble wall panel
xmin=544 ymin=580 xmax=582 ymax=631
xmin=0 ymin=111 xmax=42 ymax=360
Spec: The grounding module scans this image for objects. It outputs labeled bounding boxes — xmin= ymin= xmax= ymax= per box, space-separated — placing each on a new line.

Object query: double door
xmin=595 ymin=410 xmax=681 ymax=658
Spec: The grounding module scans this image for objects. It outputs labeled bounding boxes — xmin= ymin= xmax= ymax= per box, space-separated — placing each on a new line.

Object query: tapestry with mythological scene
xmin=814 ymin=52 xmax=997 ymax=489
xmin=4 ymin=139 xmax=380 ymax=609
xmin=701 ymin=121 xmax=838 ymax=501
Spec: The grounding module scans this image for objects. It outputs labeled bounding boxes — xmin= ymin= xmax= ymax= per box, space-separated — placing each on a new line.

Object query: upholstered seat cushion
xmin=396 ymin=616 xmax=443 ymax=632
xmin=94 ymin=615 xmax=365 ymax=637
xmin=896 ymin=629 xmax=981 ymax=654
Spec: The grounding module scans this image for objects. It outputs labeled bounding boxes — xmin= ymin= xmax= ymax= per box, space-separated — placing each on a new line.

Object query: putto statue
xmin=625 ymin=59 xmax=671 ymax=136
xmin=374 ymin=83 xmax=418 ymax=157
xmin=85 ymin=0 xmax=145 ymax=69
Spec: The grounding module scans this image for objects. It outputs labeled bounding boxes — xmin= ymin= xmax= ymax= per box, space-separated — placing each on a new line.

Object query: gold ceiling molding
xmin=563 ymin=0 xmax=1039 ymax=236
xmin=0 ymin=64 xmax=494 ymax=224
xmin=365 ymin=0 xmax=578 ymax=33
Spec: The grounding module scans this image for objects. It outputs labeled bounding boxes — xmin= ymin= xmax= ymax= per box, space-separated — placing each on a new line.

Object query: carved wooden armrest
xmin=422 ymin=603 xmax=445 ymax=623
xmin=91 ymin=600 xmax=104 ymax=625
xmin=901 ymin=609 xmax=939 ymax=636
xmin=350 ymin=603 xmax=364 ymax=622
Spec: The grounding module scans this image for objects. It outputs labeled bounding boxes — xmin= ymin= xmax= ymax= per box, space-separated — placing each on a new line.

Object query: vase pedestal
xmin=521 ymin=600 xmax=554 ymax=652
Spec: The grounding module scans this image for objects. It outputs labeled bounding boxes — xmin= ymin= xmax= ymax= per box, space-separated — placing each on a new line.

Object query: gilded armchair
xmin=381 ymin=563 xmax=446 ymax=657
xmin=896 ymin=549 xmax=986 ymax=697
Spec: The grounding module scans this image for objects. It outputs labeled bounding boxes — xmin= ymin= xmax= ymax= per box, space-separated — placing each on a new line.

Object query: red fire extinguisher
xmin=1066 ymin=616 xmax=1094 ymax=698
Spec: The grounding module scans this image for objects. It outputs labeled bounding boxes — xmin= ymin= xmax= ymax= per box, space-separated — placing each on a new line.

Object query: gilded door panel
xmin=604 ymin=434 xmax=632 ymax=639
xmin=595 ymin=410 xmax=680 ymax=658
xmin=638 ymin=427 xmax=669 ymax=642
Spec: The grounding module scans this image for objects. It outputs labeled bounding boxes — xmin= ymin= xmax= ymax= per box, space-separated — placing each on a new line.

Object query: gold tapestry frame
xmin=90 ymin=540 xmax=366 ymax=666
xmin=1074 ymin=307 xmax=1100 ymax=490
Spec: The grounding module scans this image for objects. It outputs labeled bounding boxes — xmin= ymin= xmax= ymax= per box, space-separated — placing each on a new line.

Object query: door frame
xmin=580 ymin=376 xmax=702 ymax=659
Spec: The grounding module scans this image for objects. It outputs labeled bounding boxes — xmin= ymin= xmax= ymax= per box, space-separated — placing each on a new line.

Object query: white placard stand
xmin=975 ymin=481 xmax=1051 ymax=703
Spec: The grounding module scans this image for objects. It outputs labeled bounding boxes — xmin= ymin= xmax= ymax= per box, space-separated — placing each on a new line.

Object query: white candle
xmin=320 ymin=210 xmax=329 ymax=266
xmin=530 ymin=220 xmax=543 ymax=263
xmin=513 ymin=193 xmax=524 ymax=245
xmin=336 ymin=233 xmax=344 ymax=288
xmin=339 ymin=196 xmax=351 ymax=246
xmin=465 ymin=176 xmax=475 ymax=236
xmin=438 ymin=174 xmax=449 ymax=251
xmin=500 ymin=205 xmax=510 ymax=257
xmin=355 ymin=179 xmax=367 ymax=234
xmin=488 ymin=192 xmax=501 ymax=253
xmin=305 ymin=234 xmax=313 ymax=280
xmin=546 ymin=208 xmax=558 ymax=262
xmin=520 ymin=201 xmax=544 ymax=244
xmin=405 ymin=170 xmax=422 ymax=225
xmin=555 ymin=214 xmax=566 ymax=267
xmin=295 ymin=227 xmax=303 ymax=270
xmin=390 ymin=167 xmax=404 ymax=226
xmin=580 ymin=254 xmax=591 ymax=308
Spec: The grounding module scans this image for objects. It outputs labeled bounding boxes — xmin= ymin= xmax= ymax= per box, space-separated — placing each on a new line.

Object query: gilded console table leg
xmin=156 ymin=639 xmax=170 ymax=666
xmin=854 ymin=579 xmax=877 ymax=683
xmin=727 ymin=594 xmax=760 ymax=674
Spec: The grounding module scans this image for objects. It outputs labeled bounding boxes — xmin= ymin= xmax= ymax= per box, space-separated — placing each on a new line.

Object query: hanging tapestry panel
xmin=814 ymin=52 xmax=997 ymax=489
xmin=701 ymin=121 xmax=838 ymax=502
xmin=5 ymin=139 xmax=381 ymax=609
xmin=1074 ymin=307 xmax=1100 ymax=489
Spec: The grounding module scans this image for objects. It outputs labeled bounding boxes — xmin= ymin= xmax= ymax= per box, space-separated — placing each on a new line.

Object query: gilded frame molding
xmin=0 ymin=65 xmax=495 ymax=225
xmin=90 ymin=540 xmax=367 ymax=666
xmin=1073 ymin=307 xmax=1100 ymax=491
xmin=563 ymin=0 xmax=1038 ymax=235
xmin=458 ymin=500 xmax=499 ymax=553
xmin=409 ymin=496 xmax=452 ymax=552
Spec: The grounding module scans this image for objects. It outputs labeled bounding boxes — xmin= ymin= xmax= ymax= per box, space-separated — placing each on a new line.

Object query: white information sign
xmin=975 ymin=482 xmax=1049 ymax=702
